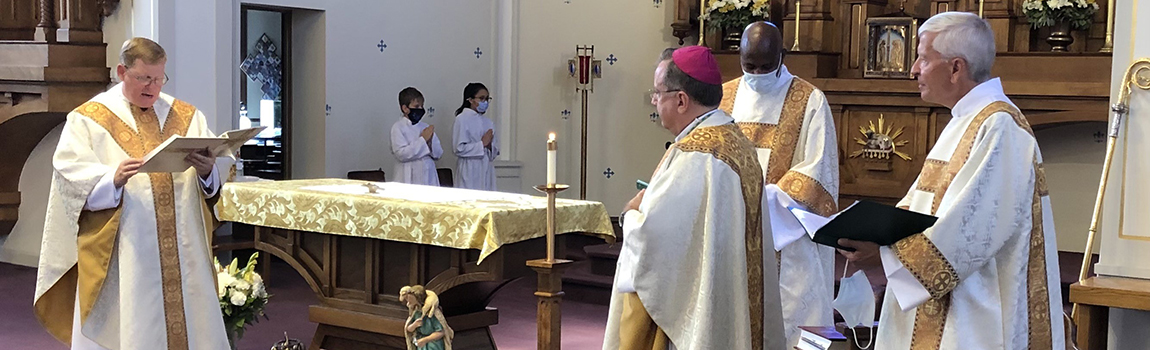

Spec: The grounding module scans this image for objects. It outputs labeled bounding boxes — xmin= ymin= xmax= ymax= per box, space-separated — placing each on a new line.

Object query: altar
xmin=215 ymin=179 xmax=614 ymax=350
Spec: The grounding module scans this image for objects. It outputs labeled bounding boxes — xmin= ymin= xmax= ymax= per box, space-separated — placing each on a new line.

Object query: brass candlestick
xmin=978 ymin=0 xmax=984 ymax=18
xmin=699 ymin=0 xmax=706 ymax=45
xmin=533 ymin=184 xmax=571 ymax=262
xmin=792 ymin=0 xmax=801 ymax=51
xmin=1071 ymin=58 xmax=1150 ymax=322
xmin=1101 ymin=0 xmax=1115 ymax=52
xmin=529 ymin=183 xmax=573 ymax=350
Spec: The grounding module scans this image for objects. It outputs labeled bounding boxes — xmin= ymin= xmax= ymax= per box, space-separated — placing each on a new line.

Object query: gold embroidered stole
xmin=901 ymin=101 xmax=1053 ymax=349
xmin=721 ymin=77 xmax=837 ymax=217
xmin=76 ymin=100 xmax=195 ymax=349
xmin=676 ymin=123 xmax=767 ymax=350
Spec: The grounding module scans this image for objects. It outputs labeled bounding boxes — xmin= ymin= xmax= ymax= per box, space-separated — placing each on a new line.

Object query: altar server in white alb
xmin=452 ymin=82 xmax=499 ymax=191
xmin=391 ymin=87 xmax=443 ymax=186
xmin=719 ymin=21 xmax=839 ymax=348
xmin=35 ymin=37 xmax=230 ymax=350
xmin=838 ymin=12 xmax=1065 ymax=350
xmin=604 ymin=45 xmax=786 ymax=350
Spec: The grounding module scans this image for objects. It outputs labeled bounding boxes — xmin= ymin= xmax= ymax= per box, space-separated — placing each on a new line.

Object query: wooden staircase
xmin=0 ymin=0 xmax=116 ymax=236
xmin=561 ymin=218 xmax=623 ymax=306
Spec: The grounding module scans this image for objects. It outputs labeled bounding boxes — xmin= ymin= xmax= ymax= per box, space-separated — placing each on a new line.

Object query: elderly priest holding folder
xmin=837 ymin=12 xmax=1065 ymax=350
xmin=34 ymin=37 xmax=230 ymax=350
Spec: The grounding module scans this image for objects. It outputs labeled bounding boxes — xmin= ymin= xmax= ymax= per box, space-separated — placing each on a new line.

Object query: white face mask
xmin=833 ymin=262 xmax=875 ymax=350
xmin=741 ymin=70 xmax=779 ymax=94
xmin=740 ymin=55 xmax=784 ymax=94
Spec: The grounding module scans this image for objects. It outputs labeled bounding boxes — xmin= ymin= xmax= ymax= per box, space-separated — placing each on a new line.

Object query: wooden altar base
xmin=254 ymin=226 xmax=566 ymax=350
xmin=309 ymin=305 xmax=499 ymax=350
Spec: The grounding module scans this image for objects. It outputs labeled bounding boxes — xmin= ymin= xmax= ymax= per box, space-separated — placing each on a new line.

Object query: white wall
xmin=0 ymin=126 xmax=62 ymax=266
xmin=1035 ymin=123 xmax=1107 ymax=253
xmin=512 ymin=0 xmax=680 ymax=210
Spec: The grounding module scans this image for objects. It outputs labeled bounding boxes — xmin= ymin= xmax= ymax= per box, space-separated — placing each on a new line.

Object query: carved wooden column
xmin=55 ymin=0 xmax=105 ymax=43
xmin=836 ymin=0 xmax=886 ymax=78
xmin=0 ymin=0 xmax=39 ymax=40
xmin=670 ymin=0 xmax=699 ymax=45
xmin=34 ymin=0 xmax=56 ymax=42
xmin=527 ymin=258 xmax=573 ymax=350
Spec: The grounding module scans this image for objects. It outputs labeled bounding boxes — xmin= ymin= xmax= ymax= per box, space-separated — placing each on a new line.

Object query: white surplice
xmin=723 ymin=65 xmax=839 ymax=348
xmin=452 ymin=108 xmax=499 ymax=191
xmin=605 ymin=110 xmax=786 ymax=350
xmin=390 ymin=117 xmax=443 ymax=186
xmin=875 ymin=78 xmax=1064 ymax=350
xmin=36 ymin=83 xmax=230 ymax=350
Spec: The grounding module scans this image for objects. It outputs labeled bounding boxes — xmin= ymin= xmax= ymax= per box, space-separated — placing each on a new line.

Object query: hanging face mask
xmin=833 ymin=261 xmax=875 ymax=350
xmin=407 ymin=108 xmax=426 ymax=124
xmin=476 ymin=100 xmax=490 ymax=114
xmin=741 ymin=54 xmax=785 ymax=94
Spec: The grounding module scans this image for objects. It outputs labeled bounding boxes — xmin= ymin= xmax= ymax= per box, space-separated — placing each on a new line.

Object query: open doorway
xmin=239 ymin=5 xmax=292 ymax=180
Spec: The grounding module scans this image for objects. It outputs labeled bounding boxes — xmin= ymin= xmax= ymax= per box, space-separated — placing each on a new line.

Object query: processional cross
xmin=568 ymin=46 xmax=603 ymax=200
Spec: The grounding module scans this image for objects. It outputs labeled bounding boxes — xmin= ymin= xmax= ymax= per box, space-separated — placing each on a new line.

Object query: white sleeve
xmin=880 ymin=246 xmax=931 ymax=311
xmin=84 ymin=169 xmax=124 ymax=211
xmin=199 ymin=165 xmax=221 ymax=197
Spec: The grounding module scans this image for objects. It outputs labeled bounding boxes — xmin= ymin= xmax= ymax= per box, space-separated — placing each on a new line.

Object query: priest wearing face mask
xmin=717 ymin=21 xmax=839 ymax=349
xmin=391 ymin=87 xmax=443 ymax=186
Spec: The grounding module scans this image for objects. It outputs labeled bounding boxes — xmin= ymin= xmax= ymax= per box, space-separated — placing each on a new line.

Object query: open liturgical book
xmin=138 ymin=126 xmax=265 ymax=173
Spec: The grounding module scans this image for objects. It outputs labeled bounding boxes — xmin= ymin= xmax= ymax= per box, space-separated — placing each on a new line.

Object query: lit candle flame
xmin=549 ymin=133 xmax=556 ymax=142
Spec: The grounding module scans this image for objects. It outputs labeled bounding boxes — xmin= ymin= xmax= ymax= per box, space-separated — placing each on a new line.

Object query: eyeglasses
xmin=648 ymin=88 xmax=682 ymax=102
xmin=471 ymin=96 xmax=493 ymax=102
xmin=127 ymin=72 xmax=169 ymax=86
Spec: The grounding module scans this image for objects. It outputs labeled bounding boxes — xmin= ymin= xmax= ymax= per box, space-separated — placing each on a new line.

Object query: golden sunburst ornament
xmin=850 ymin=114 xmax=911 ymax=161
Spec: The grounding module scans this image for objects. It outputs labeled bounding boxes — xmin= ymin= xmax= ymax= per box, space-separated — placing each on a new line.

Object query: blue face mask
xmin=407 ymin=108 xmax=425 ymax=124
xmin=476 ymin=100 xmax=489 ymax=114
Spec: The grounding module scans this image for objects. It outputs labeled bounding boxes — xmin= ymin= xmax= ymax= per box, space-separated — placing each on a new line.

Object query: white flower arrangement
xmin=699 ymin=0 xmax=770 ymax=30
xmin=215 ymin=253 xmax=270 ymax=348
xmin=1022 ymin=0 xmax=1099 ymax=30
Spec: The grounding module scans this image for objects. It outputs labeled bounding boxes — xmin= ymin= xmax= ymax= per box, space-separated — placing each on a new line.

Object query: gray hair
xmin=918 ymin=12 xmax=995 ymax=83
xmin=655 ymin=48 xmax=722 ymax=107
xmin=120 ymin=37 xmax=166 ymax=68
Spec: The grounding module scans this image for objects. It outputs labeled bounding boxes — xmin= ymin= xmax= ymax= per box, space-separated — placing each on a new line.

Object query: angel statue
xmin=400 ymin=285 xmax=454 ymax=350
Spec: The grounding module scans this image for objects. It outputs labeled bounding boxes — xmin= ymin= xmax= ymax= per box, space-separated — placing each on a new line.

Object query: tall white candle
xmin=547 ymin=133 xmax=557 ymax=185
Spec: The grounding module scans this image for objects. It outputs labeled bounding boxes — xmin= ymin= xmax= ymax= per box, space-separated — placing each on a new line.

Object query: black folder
xmin=812 ymin=200 xmax=938 ymax=251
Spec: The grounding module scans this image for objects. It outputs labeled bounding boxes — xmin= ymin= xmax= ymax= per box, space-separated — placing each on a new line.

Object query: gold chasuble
xmin=605 ymin=110 xmax=786 ymax=350
xmin=719 ymin=65 xmax=840 ymax=348
xmin=35 ymin=83 xmax=228 ymax=350
xmin=876 ymin=78 xmax=1063 ymax=350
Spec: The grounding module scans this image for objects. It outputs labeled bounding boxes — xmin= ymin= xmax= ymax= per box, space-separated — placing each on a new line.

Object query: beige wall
xmin=1035 ymin=123 xmax=1106 ymax=253
xmin=511 ymin=0 xmax=682 ymax=211
xmin=0 ymin=126 xmax=62 ymax=266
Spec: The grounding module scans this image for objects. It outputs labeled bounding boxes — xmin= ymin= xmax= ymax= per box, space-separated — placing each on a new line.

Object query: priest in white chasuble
xmin=604 ymin=46 xmax=786 ymax=350
xmin=838 ymin=12 xmax=1064 ymax=350
xmin=718 ymin=22 xmax=838 ymax=348
xmin=34 ymin=37 xmax=230 ymax=350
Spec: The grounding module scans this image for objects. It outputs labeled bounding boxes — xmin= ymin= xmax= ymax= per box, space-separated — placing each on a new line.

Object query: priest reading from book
xmin=837 ymin=12 xmax=1065 ymax=350
xmin=603 ymin=45 xmax=786 ymax=350
xmin=718 ymin=21 xmax=839 ymax=349
xmin=34 ymin=37 xmax=231 ymax=350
